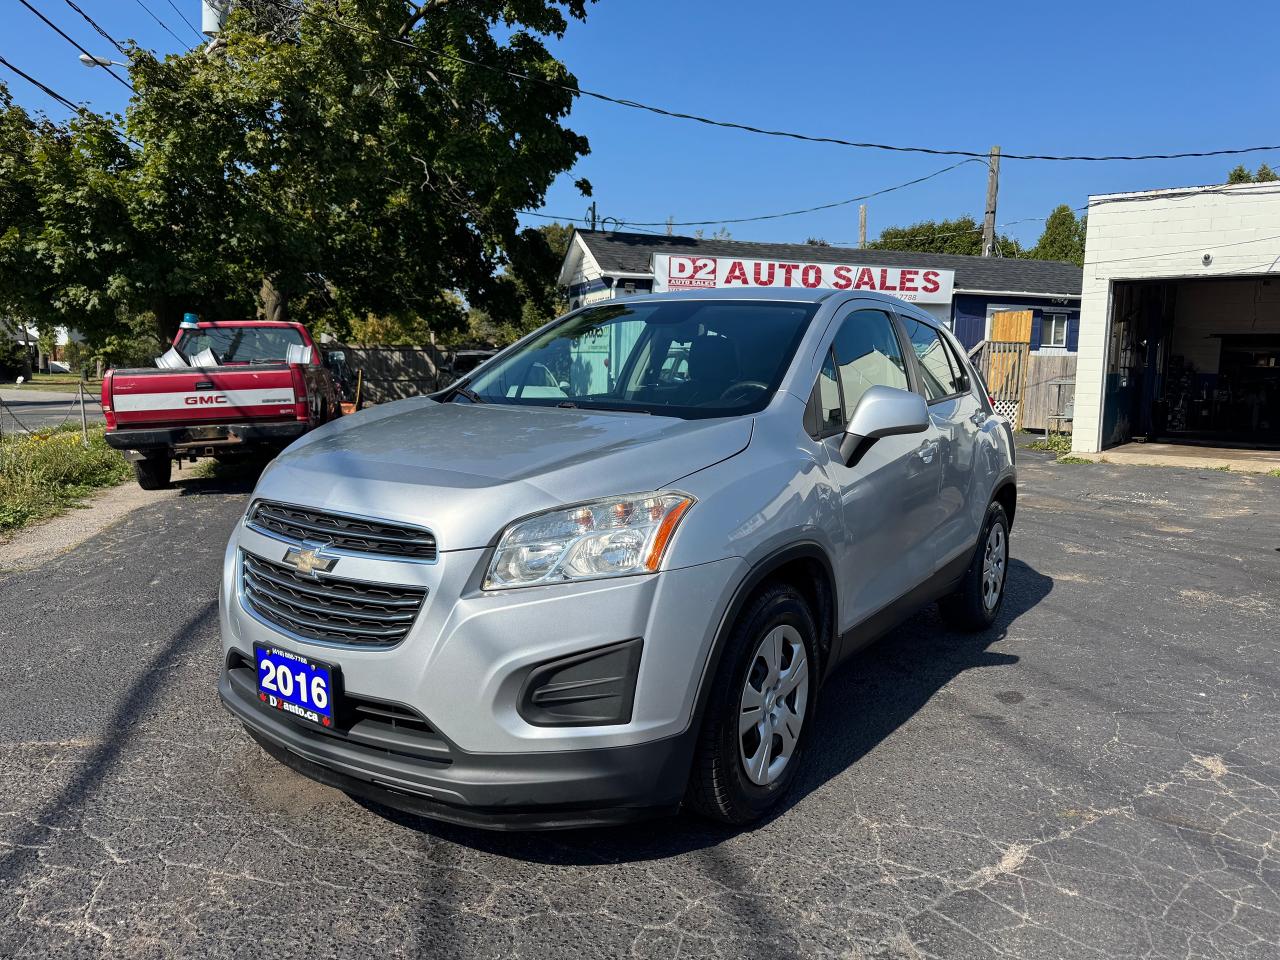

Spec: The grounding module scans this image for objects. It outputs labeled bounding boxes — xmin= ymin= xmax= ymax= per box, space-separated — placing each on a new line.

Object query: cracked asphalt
xmin=1 ymin=451 xmax=1278 ymax=959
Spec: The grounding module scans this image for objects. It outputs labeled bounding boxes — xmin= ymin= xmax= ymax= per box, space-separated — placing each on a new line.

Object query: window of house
xmin=1043 ymin=313 xmax=1069 ymax=348
xmin=831 ymin=309 xmax=909 ymax=419
xmin=900 ymin=317 xmax=964 ymax=401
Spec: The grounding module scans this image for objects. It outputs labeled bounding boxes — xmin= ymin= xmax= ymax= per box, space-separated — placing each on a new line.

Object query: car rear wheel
xmin=687 ymin=583 xmax=817 ymax=826
xmin=132 ymin=454 xmax=172 ymax=490
xmin=938 ymin=501 xmax=1009 ymax=631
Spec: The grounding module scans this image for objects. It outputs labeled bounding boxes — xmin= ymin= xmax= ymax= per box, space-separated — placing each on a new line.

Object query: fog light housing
xmin=518 ymin=638 xmax=643 ymax=727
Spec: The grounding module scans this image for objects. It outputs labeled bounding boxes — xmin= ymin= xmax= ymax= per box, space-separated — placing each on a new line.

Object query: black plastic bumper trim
xmin=219 ymin=667 xmax=695 ymax=831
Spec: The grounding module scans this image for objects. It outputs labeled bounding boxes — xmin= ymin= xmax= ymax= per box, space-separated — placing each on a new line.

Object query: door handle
xmin=916 ymin=441 xmax=938 ymax=464
xmin=970 ymin=411 xmax=989 ymax=426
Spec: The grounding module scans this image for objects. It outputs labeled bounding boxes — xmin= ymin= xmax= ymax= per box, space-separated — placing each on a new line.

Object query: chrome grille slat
xmin=250 ymin=501 xmax=437 ymax=560
xmin=241 ymin=552 xmax=427 ymax=647
xmin=243 ymin=556 xmax=420 ymax=609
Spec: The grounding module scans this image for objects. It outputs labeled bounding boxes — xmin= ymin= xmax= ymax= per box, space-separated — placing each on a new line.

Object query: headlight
xmin=483 ymin=492 xmax=695 ymax=590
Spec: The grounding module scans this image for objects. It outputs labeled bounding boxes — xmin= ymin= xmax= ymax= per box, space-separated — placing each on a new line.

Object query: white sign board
xmin=651 ymin=254 xmax=954 ymax=305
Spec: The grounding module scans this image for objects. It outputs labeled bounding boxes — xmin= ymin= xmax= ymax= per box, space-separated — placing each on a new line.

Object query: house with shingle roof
xmin=559 ymin=230 xmax=1083 ymax=353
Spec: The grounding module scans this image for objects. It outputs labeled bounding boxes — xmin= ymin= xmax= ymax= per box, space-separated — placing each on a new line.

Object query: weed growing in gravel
xmin=1057 ymin=456 xmax=1093 ymax=465
xmin=1025 ymin=433 xmax=1073 ymax=456
xmin=0 ymin=426 xmax=131 ymax=533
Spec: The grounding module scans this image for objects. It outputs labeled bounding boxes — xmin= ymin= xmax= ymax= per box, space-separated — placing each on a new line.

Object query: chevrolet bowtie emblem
xmin=283 ymin=544 xmax=337 ymax=577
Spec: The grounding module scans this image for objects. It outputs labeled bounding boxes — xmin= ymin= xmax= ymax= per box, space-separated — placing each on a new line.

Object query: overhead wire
xmin=159 ymin=0 xmax=205 ymax=42
xmin=267 ymin=0 xmax=1279 ymax=164
xmin=0 ymin=55 xmax=143 ymax=147
xmin=15 ymin=0 xmax=134 ymax=92
xmin=60 ymin=0 xmax=128 ymax=55
xmin=129 ymin=0 xmax=192 ymax=48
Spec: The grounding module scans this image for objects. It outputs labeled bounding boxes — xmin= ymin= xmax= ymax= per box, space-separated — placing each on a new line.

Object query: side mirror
xmin=838 ymin=385 xmax=930 ymax=464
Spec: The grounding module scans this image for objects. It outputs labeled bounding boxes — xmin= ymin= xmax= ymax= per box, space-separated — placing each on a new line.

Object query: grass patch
xmin=0 ymin=425 xmax=131 ymax=534
xmin=1268 ymin=470 xmax=1280 ymax=478
xmin=6 ymin=373 xmax=103 ymax=395
xmin=1025 ymin=433 xmax=1073 ymax=456
xmin=1056 ymin=456 xmax=1094 ymax=465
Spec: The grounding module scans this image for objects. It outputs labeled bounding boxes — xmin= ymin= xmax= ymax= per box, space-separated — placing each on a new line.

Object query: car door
xmin=896 ymin=314 xmax=982 ymax=571
xmin=811 ymin=305 xmax=942 ymax=631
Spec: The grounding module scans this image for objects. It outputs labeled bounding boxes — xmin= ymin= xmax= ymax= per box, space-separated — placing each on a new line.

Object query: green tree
xmin=868 ymin=215 xmax=1023 ymax=256
xmin=1027 ymin=204 xmax=1086 ymax=266
xmin=0 ymin=0 xmax=595 ymax=349
xmin=1225 ymin=163 xmax=1278 ymax=183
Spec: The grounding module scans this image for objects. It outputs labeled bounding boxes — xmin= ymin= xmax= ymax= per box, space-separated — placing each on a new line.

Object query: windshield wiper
xmin=557 ymin=400 xmax=651 ymax=414
xmin=450 ymin=383 xmax=488 ymax=404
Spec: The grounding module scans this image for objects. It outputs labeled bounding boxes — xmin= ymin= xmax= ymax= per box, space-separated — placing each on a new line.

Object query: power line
xmin=0 ymin=54 xmax=87 ymax=114
xmin=0 ymin=55 xmax=142 ymax=147
xmin=269 ymin=0 xmax=1279 ymax=164
xmin=61 ymin=0 xmax=127 ymax=55
xmin=130 ymin=0 xmax=192 ymax=48
xmin=16 ymin=0 xmax=134 ymax=92
xmin=159 ymin=0 xmax=205 ymax=42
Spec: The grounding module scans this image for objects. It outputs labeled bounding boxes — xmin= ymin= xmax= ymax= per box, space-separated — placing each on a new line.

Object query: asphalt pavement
xmin=1 ymin=452 xmax=1278 ymax=959
xmin=0 ymin=388 xmax=104 ymax=434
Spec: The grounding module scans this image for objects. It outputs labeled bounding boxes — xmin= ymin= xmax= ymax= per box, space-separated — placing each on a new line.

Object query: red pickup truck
xmin=103 ymin=320 xmax=344 ymax=489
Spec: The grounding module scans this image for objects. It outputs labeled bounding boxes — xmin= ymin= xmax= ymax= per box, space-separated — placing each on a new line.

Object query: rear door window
xmin=900 ymin=317 xmax=963 ymax=401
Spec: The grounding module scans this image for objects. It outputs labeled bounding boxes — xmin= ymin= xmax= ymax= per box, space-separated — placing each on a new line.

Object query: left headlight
xmin=483 ymin=492 xmax=695 ymax=590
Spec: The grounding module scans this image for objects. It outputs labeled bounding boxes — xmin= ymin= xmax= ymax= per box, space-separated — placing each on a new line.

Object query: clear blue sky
xmin=3 ymin=0 xmax=1278 ymax=248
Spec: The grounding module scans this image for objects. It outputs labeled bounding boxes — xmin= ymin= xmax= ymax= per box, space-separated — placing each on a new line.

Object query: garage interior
xmin=1101 ymin=275 xmax=1280 ymax=451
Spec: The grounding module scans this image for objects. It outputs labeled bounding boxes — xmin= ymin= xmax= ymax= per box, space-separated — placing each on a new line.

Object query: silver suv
xmin=218 ymin=289 xmax=1016 ymax=829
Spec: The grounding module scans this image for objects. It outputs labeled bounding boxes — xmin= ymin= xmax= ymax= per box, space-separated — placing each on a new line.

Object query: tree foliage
xmin=1227 ymin=163 xmax=1278 ymax=183
xmin=1027 ymin=204 xmax=1086 ymax=267
xmin=868 ymin=215 xmax=1023 ymax=257
xmin=0 ymin=0 xmax=595 ymax=349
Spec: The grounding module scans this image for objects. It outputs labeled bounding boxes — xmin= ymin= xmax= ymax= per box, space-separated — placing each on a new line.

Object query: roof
xmin=569 ymin=230 xmax=1083 ymax=298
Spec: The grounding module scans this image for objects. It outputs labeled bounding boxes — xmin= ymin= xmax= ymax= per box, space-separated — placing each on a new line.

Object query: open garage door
xmin=1102 ymin=276 xmax=1280 ymax=449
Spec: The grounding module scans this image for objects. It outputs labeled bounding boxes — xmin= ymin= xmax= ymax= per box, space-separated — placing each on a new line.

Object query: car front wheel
xmin=687 ymin=583 xmax=817 ymax=826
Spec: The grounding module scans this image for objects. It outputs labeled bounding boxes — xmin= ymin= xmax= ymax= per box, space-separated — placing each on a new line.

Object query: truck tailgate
xmin=108 ymin=367 xmax=298 ymax=428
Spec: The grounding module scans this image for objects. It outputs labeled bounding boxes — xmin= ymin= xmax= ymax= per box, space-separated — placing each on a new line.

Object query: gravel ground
xmin=1 ymin=451 xmax=1277 ymax=959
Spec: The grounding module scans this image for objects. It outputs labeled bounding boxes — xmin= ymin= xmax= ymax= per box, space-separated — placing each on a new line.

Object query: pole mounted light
xmin=78 ymin=52 xmax=127 ymax=68
xmin=202 ymin=0 xmax=232 ymax=36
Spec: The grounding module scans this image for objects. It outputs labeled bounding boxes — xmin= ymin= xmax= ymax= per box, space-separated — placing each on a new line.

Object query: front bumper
xmin=105 ymin=420 xmax=307 ymax=457
xmin=219 ymin=663 xmax=696 ymax=829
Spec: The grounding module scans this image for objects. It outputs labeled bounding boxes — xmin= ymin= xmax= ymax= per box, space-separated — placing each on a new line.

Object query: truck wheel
xmin=687 ymin=583 xmax=817 ymax=826
xmin=132 ymin=455 xmax=172 ymax=490
xmin=938 ymin=501 xmax=1010 ymax=632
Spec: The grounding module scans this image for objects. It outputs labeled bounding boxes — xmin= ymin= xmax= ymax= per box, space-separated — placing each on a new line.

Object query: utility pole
xmin=981 ymin=145 xmax=1001 ymax=257
xmin=858 ymin=205 xmax=867 ymax=249
xmin=202 ymin=1 xmax=231 ymax=35
xmin=585 ymin=201 xmax=598 ymax=231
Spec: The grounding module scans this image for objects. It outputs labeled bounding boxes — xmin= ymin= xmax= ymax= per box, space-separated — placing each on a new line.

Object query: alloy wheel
xmin=982 ymin=523 xmax=1007 ymax=611
xmin=738 ymin=624 xmax=809 ymax=786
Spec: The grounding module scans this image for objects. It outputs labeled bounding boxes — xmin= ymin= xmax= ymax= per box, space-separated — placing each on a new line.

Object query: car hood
xmin=252 ymin=398 xmax=752 ymax=550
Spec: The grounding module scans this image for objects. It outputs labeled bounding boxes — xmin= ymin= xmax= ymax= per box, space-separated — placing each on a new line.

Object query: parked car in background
xmin=218 ymin=290 xmax=1016 ymax=829
xmin=103 ymin=320 xmax=344 ymax=489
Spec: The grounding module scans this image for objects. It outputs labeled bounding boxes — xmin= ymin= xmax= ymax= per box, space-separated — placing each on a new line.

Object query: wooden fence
xmin=968 ymin=340 xmax=1076 ymax=431
xmin=339 ymin=345 xmax=448 ymax=403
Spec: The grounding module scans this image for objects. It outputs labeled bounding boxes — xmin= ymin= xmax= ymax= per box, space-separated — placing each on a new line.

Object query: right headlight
xmin=483 ymin=492 xmax=695 ymax=590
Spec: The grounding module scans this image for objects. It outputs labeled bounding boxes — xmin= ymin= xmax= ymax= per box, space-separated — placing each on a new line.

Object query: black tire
xmin=687 ymin=583 xmax=818 ymax=826
xmin=132 ymin=455 xmax=172 ymax=490
xmin=938 ymin=501 xmax=1010 ymax=631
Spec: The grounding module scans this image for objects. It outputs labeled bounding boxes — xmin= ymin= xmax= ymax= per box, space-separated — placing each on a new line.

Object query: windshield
xmin=175 ymin=326 xmax=306 ymax=364
xmin=462 ymin=300 xmax=818 ymax=419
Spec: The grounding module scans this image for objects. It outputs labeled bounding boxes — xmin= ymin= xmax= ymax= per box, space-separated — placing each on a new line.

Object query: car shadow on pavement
xmin=358 ymin=559 xmax=1054 ymax=864
xmin=172 ymin=458 xmax=270 ymax=497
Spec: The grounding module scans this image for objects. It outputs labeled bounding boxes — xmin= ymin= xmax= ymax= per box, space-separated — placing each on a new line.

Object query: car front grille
xmin=249 ymin=500 xmax=437 ymax=561
xmin=241 ymin=551 xmax=427 ymax=647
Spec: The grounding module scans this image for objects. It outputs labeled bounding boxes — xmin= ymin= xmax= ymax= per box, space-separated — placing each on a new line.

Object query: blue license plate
xmin=255 ymin=644 xmax=337 ymax=728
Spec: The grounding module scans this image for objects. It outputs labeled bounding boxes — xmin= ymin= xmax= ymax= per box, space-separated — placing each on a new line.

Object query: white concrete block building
xmin=1074 ymin=182 xmax=1280 ymax=453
